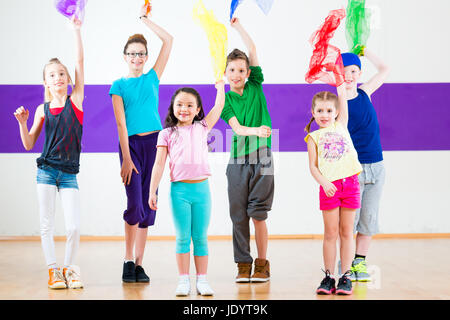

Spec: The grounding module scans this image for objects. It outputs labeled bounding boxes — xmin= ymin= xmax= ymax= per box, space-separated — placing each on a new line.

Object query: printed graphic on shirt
xmin=319 ymin=132 xmax=349 ymax=162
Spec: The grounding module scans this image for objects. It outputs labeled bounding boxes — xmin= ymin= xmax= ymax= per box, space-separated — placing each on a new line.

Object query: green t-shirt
xmin=220 ymin=66 xmax=272 ymax=158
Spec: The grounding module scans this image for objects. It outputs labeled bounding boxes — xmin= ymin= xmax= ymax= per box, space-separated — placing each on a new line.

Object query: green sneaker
xmin=351 ymin=258 xmax=371 ymax=282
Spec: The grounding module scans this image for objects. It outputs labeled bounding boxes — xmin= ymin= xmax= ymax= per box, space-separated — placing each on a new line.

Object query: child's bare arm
xmin=70 ymin=17 xmax=84 ymax=109
xmin=112 ymin=95 xmax=139 ymax=185
xmin=140 ymin=5 xmax=173 ymax=80
xmin=14 ymin=105 xmax=45 ymax=151
xmin=149 ymin=146 xmax=168 ymax=210
xmin=204 ymin=81 xmax=225 ymax=131
xmin=307 ymin=137 xmax=337 ymax=198
xmin=359 ymin=48 xmax=390 ymax=97
xmin=336 ymin=83 xmax=349 ymax=127
xmin=230 ymin=17 xmax=259 ymax=66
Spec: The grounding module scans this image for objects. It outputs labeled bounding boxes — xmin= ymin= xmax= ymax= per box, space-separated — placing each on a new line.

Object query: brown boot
xmin=236 ymin=263 xmax=252 ymax=283
xmin=251 ymin=258 xmax=270 ymax=282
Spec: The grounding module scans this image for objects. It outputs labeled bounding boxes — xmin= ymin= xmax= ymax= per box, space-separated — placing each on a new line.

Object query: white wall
xmin=1 ymin=0 xmax=449 ymax=85
xmin=1 ymin=0 xmax=450 ymax=236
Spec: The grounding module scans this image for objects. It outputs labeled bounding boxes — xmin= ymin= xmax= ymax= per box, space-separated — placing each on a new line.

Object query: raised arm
xmin=14 ymin=104 xmax=45 ymax=151
xmin=307 ymin=137 xmax=337 ymax=198
xmin=140 ymin=4 xmax=173 ymax=80
xmin=204 ymin=80 xmax=225 ymax=131
xmin=112 ymin=95 xmax=139 ymax=185
xmin=230 ymin=17 xmax=258 ymax=66
xmin=149 ymin=146 xmax=168 ymax=210
xmin=359 ymin=48 xmax=390 ymax=97
xmin=70 ymin=17 xmax=84 ymax=108
xmin=335 ymin=83 xmax=349 ymax=127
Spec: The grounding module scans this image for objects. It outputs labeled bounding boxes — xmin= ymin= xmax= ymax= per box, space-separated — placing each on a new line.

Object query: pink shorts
xmin=319 ymin=174 xmax=361 ymax=211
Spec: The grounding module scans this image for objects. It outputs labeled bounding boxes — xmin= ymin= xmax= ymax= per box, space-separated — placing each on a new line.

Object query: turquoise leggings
xmin=170 ymin=180 xmax=211 ymax=256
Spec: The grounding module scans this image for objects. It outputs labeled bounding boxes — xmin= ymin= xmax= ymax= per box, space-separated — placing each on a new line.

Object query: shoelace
xmin=320 ymin=269 xmax=333 ymax=285
xmin=238 ymin=264 xmax=251 ymax=274
xmin=53 ymin=269 xmax=66 ymax=282
xmin=352 ymin=260 xmax=368 ymax=273
xmin=254 ymin=265 xmax=264 ymax=273
xmin=66 ymin=268 xmax=81 ymax=281
xmin=339 ymin=270 xmax=352 ymax=285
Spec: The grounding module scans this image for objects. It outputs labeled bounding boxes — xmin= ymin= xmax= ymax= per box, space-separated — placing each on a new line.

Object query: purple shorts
xmin=319 ymin=174 xmax=361 ymax=211
xmin=119 ymin=132 xmax=159 ymax=228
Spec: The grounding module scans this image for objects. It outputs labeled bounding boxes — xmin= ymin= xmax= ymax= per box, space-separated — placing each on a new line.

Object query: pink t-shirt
xmin=157 ymin=120 xmax=212 ymax=182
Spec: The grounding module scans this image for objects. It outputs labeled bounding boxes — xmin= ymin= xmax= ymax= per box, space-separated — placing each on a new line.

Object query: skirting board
xmin=1 ymin=233 xmax=449 ymax=241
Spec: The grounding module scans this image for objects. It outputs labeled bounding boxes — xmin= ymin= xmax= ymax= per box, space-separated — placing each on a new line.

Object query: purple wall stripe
xmin=1 ymin=83 xmax=449 ymax=153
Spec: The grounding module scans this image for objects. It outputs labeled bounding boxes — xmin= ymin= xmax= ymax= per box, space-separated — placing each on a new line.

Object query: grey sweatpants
xmin=226 ymin=148 xmax=274 ymax=263
xmin=354 ymin=161 xmax=385 ymax=236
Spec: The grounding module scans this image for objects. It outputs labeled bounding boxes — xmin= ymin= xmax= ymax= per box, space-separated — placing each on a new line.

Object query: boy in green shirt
xmin=220 ymin=17 xmax=274 ymax=283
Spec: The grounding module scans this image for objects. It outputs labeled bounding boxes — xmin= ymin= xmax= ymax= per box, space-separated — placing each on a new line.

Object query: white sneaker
xmin=175 ymin=275 xmax=191 ymax=296
xmin=63 ymin=265 xmax=84 ymax=289
xmin=196 ymin=275 xmax=214 ymax=296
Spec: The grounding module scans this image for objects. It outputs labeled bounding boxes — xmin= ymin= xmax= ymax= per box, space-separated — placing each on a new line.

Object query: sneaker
xmin=236 ymin=263 xmax=252 ymax=283
xmin=338 ymin=260 xmax=356 ymax=281
xmin=196 ymin=275 xmax=214 ymax=296
xmin=251 ymin=258 xmax=270 ymax=282
xmin=336 ymin=271 xmax=353 ymax=295
xmin=122 ymin=261 xmax=136 ymax=283
xmin=48 ymin=268 xmax=67 ymax=289
xmin=316 ymin=270 xmax=336 ymax=295
xmin=63 ymin=266 xmax=83 ymax=289
xmin=175 ymin=275 xmax=190 ymax=296
xmin=135 ymin=265 xmax=150 ymax=283
xmin=352 ymin=258 xmax=371 ymax=282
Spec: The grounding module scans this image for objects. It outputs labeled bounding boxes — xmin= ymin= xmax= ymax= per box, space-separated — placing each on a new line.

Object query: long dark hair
xmin=164 ymin=87 xmax=205 ymax=130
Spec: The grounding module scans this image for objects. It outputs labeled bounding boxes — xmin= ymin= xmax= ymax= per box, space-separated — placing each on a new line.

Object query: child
xmin=341 ymin=48 xmax=389 ymax=281
xmin=220 ymin=18 xmax=274 ymax=283
xmin=305 ymin=84 xmax=362 ymax=295
xmin=13 ymin=17 xmax=85 ymax=289
xmin=109 ymin=3 xmax=173 ymax=283
xmin=148 ymin=81 xmax=225 ymax=296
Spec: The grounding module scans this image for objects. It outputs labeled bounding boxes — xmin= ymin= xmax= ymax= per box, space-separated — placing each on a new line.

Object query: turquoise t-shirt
xmin=109 ymin=68 xmax=162 ymax=136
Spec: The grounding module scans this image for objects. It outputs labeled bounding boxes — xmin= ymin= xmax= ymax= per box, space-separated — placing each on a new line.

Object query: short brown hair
xmin=226 ymin=48 xmax=249 ymax=69
xmin=123 ymin=34 xmax=148 ymax=54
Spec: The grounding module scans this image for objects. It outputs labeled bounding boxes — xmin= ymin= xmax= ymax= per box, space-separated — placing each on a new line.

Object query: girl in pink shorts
xmin=304 ymin=83 xmax=362 ymax=295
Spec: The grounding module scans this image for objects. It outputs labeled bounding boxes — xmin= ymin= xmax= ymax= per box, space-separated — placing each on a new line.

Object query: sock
xmin=124 ymin=260 xmax=134 ymax=264
xmin=197 ymin=274 xmax=207 ymax=281
xmin=355 ymin=254 xmax=366 ymax=260
xmin=179 ymin=274 xmax=190 ymax=281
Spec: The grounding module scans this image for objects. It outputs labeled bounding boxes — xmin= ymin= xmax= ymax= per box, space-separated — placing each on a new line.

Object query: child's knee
xmin=324 ymin=228 xmax=339 ymax=241
xmin=192 ymin=236 xmax=208 ymax=256
xmin=66 ymin=225 xmax=80 ymax=239
xmin=251 ymin=217 xmax=267 ymax=226
xmin=176 ymin=237 xmax=191 ymax=254
xmin=339 ymin=226 xmax=354 ymax=240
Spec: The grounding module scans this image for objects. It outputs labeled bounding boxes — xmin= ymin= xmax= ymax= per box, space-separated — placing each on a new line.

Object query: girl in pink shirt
xmin=149 ymin=81 xmax=225 ymax=296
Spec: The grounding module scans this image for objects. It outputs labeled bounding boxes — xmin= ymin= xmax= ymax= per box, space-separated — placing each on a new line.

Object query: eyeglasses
xmin=125 ymin=52 xmax=147 ymax=58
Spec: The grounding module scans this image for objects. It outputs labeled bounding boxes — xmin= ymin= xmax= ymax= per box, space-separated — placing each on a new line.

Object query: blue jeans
xmin=37 ymin=165 xmax=79 ymax=190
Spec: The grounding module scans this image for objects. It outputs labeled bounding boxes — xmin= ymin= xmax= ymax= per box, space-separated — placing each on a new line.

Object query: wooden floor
xmin=1 ymin=238 xmax=449 ymax=300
